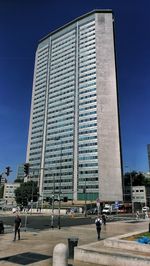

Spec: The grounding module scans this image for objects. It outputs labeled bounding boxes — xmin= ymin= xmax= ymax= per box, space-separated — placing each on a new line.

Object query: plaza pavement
xmin=0 ymin=216 xmax=149 ymax=266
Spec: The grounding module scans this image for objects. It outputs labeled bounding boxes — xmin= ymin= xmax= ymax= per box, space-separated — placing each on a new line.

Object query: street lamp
xmin=130 ymin=173 xmax=134 ymax=215
xmin=54 ymin=137 xmax=62 ymax=230
xmin=58 ymin=144 xmax=62 ymax=229
xmin=84 ymin=178 xmax=87 ymax=217
xmin=51 ymin=174 xmax=55 ymax=229
xmin=31 ymin=181 xmax=34 ymax=214
xmin=125 ymin=166 xmax=134 ymax=215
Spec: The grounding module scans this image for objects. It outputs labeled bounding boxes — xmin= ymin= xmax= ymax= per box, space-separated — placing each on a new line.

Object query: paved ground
xmin=0 ymin=217 xmax=149 ymax=266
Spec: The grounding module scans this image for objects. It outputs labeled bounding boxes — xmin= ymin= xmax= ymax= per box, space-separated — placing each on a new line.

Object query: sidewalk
xmin=0 ymin=219 xmax=149 ymax=265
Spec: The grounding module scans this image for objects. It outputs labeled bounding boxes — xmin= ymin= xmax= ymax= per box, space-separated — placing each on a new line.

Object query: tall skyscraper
xmin=15 ymin=164 xmax=25 ymax=182
xmin=147 ymin=144 xmax=150 ymax=172
xmin=26 ymin=10 xmax=123 ymax=202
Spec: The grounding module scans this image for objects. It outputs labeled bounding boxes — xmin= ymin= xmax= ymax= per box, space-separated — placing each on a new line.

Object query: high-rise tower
xmin=147 ymin=144 xmax=150 ymax=172
xmin=26 ymin=10 xmax=123 ymax=202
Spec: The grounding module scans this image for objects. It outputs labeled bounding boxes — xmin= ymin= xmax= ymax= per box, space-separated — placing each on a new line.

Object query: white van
xmin=142 ymin=206 xmax=149 ymax=212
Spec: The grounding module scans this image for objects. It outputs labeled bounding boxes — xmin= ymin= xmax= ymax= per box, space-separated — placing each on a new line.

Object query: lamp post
xmin=54 ymin=137 xmax=62 ymax=230
xmin=125 ymin=165 xmax=134 ymax=215
xmin=84 ymin=178 xmax=87 ymax=217
xmin=51 ymin=194 xmax=54 ymax=229
xmin=51 ymin=174 xmax=55 ymax=229
xmin=31 ymin=181 xmax=34 ymax=214
xmin=130 ymin=172 xmax=134 ymax=215
xmin=58 ymin=143 xmax=62 ymax=229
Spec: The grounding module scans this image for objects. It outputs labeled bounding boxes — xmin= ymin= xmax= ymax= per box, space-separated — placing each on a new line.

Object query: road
xmin=0 ymin=213 xmax=136 ymax=231
xmin=0 ymin=214 xmax=95 ymax=230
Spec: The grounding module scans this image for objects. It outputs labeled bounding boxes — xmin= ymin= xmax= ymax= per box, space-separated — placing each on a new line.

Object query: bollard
xmin=68 ymin=237 xmax=78 ymax=259
xmin=0 ymin=221 xmax=4 ymax=234
xmin=53 ymin=243 xmax=68 ymax=266
xmin=149 ymin=223 xmax=150 ymax=233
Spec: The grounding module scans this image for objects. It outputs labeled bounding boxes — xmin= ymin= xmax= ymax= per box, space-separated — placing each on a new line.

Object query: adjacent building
xmin=15 ymin=164 xmax=25 ymax=182
xmin=0 ymin=173 xmax=6 ymax=186
xmin=132 ymin=186 xmax=146 ymax=205
xmin=26 ymin=10 xmax=123 ymax=202
xmin=3 ymin=183 xmax=20 ymax=205
xmin=147 ymin=144 xmax=150 ymax=172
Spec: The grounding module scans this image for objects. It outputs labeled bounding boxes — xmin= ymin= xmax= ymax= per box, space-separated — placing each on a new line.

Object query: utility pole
xmin=125 ymin=165 xmax=134 ymax=215
xmin=130 ymin=172 xmax=134 ymax=215
xmin=31 ymin=181 xmax=34 ymax=214
xmin=51 ymin=174 xmax=55 ymax=229
xmin=84 ymin=178 xmax=87 ymax=217
xmin=58 ymin=138 xmax=62 ymax=230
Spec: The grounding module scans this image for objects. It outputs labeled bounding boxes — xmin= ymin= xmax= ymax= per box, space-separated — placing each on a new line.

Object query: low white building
xmin=132 ymin=186 xmax=147 ymax=205
xmin=3 ymin=183 xmax=20 ymax=205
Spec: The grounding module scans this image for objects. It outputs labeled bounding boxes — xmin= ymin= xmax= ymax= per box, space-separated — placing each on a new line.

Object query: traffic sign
xmin=96 ymin=202 xmax=100 ymax=207
xmin=115 ymin=201 xmax=119 ymax=209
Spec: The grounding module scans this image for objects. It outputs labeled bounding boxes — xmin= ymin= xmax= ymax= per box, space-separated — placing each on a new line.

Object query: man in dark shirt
xmin=95 ymin=215 xmax=102 ymax=240
xmin=13 ymin=214 xmax=21 ymax=241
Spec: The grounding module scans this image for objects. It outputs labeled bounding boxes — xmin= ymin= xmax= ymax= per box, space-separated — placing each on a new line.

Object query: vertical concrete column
xmin=73 ymin=21 xmax=79 ymax=201
xmin=53 ymin=243 xmax=68 ymax=266
xmin=95 ymin=13 xmax=123 ymax=202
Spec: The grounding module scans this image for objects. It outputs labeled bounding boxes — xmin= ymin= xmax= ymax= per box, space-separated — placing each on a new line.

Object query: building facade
xmin=0 ymin=173 xmax=6 ymax=186
xmin=26 ymin=10 xmax=123 ymax=202
xmin=147 ymin=144 xmax=150 ymax=172
xmin=132 ymin=186 xmax=146 ymax=205
xmin=15 ymin=164 xmax=25 ymax=181
xmin=3 ymin=183 xmax=20 ymax=205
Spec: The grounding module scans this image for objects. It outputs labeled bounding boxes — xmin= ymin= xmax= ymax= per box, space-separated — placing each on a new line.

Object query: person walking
xmin=13 ymin=214 xmax=21 ymax=241
xmin=136 ymin=211 xmax=139 ymax=220
xmin=102 ymin=213 xmax=107 ymax=225
xmin=95 ymin=215 xmax=102 ymax=240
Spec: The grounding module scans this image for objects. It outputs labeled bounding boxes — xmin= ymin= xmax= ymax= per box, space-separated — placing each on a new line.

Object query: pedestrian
xmin=102 ymin=213 xmax=106 ymax=225
xmin=95 ymin=215 xmax=102 ymax=240
xmin=145 ymin=211 xmax=148 ymax=219
xmin=136 ymin=211 xmax=139 ymax=220
xmin=13 ymin=214 xmax=21 ymax=241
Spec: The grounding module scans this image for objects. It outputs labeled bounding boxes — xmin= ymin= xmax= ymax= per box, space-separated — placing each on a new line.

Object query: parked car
xmin=66 ymin=207 xmax=78 ymax=214
xmin=102 ymin=204 xmax=117 ymax=215
xmin=12 ymin=207 xmax=17 ymax=213
xmin=11 ymin=206 xmax=20 ymax=213
xmin=2 ymin=206 xmax=13 ymax=211
xmin=142 ymin=206 xmax=149 ymax=212
xmin=87 ymin=208 xmax=98 ymax=215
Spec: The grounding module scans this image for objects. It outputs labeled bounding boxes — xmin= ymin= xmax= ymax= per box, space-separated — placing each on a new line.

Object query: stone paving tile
xmin=0 ymin=220 xmax=149 ymax=266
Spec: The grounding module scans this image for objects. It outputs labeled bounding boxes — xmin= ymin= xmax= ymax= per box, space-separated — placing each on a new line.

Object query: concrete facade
xmin=26 ymin=10 xmax=122 ymax=202
xmin=75 ymin=229 xmax=150 ymax=266
xmin=95 ymin=13 xmax=122 ymax=201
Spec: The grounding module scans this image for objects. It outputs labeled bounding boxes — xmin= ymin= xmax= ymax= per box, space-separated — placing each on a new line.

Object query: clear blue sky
xmin=0 ymin=0 xmax=150 ymax=181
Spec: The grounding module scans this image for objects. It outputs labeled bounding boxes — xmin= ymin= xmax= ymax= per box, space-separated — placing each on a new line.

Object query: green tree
xmin=14 ymin=181 xmax=39 ymax=206
xmin=124 ymin=171 xmax=146 ymax=186
xmin=143 ymin=178 xmax=150 ymax=186
xmin=14 ymin=179 xmax=24 ymax=183
xmin=133 ymin=172 xmax=145 ymax=186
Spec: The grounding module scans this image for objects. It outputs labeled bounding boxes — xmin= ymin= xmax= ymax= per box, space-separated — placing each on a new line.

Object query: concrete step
xmin=74 ymin=241 xmax=150 ymax=266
